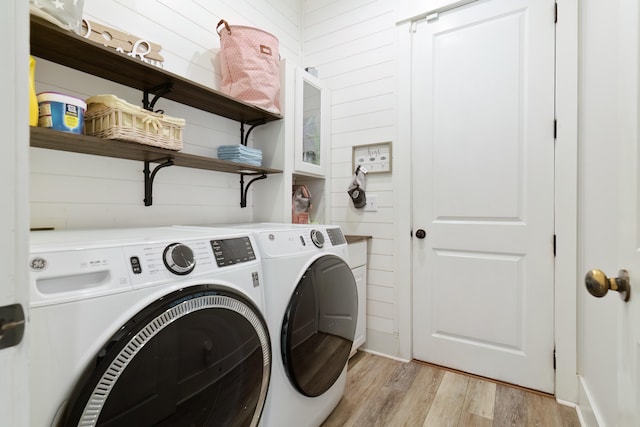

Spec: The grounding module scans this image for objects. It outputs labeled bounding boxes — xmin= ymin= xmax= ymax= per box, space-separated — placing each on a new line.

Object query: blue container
xmin=37 ymin=92 xmax=86 ymax=134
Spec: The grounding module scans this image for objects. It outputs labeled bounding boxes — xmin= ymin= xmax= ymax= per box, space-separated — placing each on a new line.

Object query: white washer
xmin=29 ymin=226 xmax=271 ymax=427
xmin=179 ymin=223 xmax=358 ymax=427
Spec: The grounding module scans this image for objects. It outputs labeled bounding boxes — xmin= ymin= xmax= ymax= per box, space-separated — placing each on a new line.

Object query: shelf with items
xmin=29 ymin=14 xmax=283 ymax=207
xmin=30 ymin=15 xmax=282 ymax=124
xmin=31 ymin=127 xmax=281 ymax=206
xmin=292 ymin=174 xmax=328 ymax=224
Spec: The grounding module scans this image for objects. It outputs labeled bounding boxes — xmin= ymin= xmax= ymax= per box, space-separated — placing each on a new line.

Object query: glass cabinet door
xmin=295 ymin=70 xmax=328 ymax=176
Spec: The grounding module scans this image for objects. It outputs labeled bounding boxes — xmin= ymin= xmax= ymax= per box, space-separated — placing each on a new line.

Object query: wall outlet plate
xmin=364 ymin=195 xmax=377 ymax=212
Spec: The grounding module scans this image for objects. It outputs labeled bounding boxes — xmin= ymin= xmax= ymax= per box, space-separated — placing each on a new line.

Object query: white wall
xmin=302 ymin=0 xmax=400 ymax=356
xmin=31 ymin=0 xmax=300 ymax=230
xmin=31 ymin=0 xmax=407 ymax=357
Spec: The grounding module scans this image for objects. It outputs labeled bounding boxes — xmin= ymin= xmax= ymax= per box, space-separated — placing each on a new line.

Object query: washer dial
xmin=163 ymin=243 xmax=195 ymax=275
xmin=310 ymin=230 xmax=325 ymax=248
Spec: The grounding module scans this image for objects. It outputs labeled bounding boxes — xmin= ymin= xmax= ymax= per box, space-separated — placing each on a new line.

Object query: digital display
xmin=326 ymin=228 xmax=346 ymax=245
xmin=210 ymin=237 xmax=256 ymax=267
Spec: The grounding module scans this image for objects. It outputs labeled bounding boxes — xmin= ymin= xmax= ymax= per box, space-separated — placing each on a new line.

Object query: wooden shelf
xmin=30 ymin=15 xmax=282 ymax=124
xmin=30 ymin=127 xmax=280 ymax=175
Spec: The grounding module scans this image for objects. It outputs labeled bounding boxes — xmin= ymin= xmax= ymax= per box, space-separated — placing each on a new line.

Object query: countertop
xmin=345 ymin=235 xmax=372 ymax=244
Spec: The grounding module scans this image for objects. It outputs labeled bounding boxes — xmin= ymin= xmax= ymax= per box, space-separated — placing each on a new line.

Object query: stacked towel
xmin=218 ymin=145 xmax=263 ymax=166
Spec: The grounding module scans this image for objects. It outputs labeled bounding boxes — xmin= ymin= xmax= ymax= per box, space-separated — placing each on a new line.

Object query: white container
xmin=37 ymin=92 xmax=87 ymax=135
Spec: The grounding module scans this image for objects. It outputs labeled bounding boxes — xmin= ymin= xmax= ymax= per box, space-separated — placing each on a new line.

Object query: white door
xmin=578 ymin=0 xmax=640 ymax=425
xmin=411 ymin=0 xmax=556 ymax=392
xmin=0 ymin=2 xmax=30 ymax=426
xmin=616 ymin=1 xmax=640 ymax=414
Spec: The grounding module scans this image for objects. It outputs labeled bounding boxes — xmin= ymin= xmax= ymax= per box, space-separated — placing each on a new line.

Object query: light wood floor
xmin=322 ymin=351 xmax=581 ymax=427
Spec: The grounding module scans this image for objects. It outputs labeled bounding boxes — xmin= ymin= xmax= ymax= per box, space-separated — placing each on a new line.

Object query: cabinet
xmin=346 ymin=237 xmax=369 ymax=356
xmin=294 ymin=70 xmax=329 ymax=177
xmin=292 ymin=69 xmax=330 ymax=224
xmin=29 ymin=15 xmax=282 ymax=207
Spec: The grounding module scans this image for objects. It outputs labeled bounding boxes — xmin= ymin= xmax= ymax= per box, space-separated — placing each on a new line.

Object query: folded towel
xmin=219 ymin=152 xmax=262 ymax=161
xmin=218 ymin=145 xmax=262 ymax=156
xmin=219 ymin=157 xmax=262 ymax=166
xmin=218 ymin=145 xmax=263 ymax=166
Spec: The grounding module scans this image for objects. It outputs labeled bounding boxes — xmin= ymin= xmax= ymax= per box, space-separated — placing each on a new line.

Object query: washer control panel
xmin=123 ymin=236 xmax=257 ymax=287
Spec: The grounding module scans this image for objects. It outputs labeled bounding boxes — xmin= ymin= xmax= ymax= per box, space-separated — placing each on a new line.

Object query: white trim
xmin=396 ymin=0 xmax=479 ymax=25
xmin=395 ymin=21 xmax=413 ymax=361
xmin=360 ymin=349 xmax=411 ymax=364
xmin=578 ymin=375 xmax=605 ymax=427
xmin=554 ymin=0 xmax=580 ymax=403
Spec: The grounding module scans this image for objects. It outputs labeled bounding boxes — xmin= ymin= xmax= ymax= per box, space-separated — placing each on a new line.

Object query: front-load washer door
xmin=281 ymin=254 xmax=358 ymax=397
xmin=61 ymin=285 xmax=270 ymax=427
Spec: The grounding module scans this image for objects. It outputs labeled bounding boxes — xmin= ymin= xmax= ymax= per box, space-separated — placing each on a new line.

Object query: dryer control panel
xmin=253 ymin=227 xmax=347 ymax=258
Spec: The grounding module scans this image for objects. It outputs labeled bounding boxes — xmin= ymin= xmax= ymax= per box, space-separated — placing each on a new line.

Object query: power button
xmin=130 ymin=256 xmax=142 ymax=274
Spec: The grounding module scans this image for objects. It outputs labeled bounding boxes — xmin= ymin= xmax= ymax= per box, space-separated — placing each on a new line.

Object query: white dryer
xmin=29 ymin=226 xmax=271 ymax=427
xmin=181 ymin=223 xmax=358 ymax=427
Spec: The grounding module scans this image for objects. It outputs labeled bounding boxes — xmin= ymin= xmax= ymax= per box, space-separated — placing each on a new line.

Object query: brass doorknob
xmin=584 ymin=269 xmax=631 ymax=302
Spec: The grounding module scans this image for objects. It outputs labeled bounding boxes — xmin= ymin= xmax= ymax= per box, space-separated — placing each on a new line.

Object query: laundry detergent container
xmin=37 ymin=92 xmax=86 ymax=134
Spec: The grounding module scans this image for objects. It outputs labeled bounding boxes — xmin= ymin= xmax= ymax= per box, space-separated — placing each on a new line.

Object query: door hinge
xmin=554 ymin=3 xmax=558 ymax=23
xmin=553 ymin=234 xmax=557 ymax=257
xmin=554 ymin=119 xmax=557 ymax=139
xmin=553 ymin=348 xmax=557 ymax=370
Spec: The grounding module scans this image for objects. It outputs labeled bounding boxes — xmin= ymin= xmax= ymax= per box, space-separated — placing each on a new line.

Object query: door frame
xmin=0 ymin=0 xmax=31 ymax=425
xmin=394 ymin=0 xmax=580 ymax=403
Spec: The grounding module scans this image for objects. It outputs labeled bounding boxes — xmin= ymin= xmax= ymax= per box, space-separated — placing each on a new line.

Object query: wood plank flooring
xmin=322 ymin=351 xmax=581 ymax=427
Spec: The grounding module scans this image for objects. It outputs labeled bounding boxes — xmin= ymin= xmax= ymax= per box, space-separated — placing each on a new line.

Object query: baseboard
xmin=360 ymin=348 xmax=410 ymax=363
xmin=577 ymin=375 xmax=603 ymax=427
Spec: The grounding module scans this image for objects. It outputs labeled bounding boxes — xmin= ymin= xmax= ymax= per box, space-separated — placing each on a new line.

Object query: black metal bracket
xmin=144 ymin=158 xmax=174 ymax=206
xmin=240 ymin=173 xmax=267 ymax=208
xmin=237 ymin=120 xmax=269 ymax=207
xmin=142 ymin=83 xmax=173 ymax=111
xmin=240 ymin=120 xmax=267 ymax=146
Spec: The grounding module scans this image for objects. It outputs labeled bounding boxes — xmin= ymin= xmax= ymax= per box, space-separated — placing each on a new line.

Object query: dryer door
xmin=61 ymin=285 xmax=271 ymax=427
xmin=281 ymin=254 xmax=358 ymax=397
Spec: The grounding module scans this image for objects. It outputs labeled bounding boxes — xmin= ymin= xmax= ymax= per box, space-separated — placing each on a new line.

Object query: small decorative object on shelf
xmin=30 ymin=0 xmax=85 ymax=35
xmin=292 ymin=185 xmax=312 ymax=224
xmin=80 ymin=19 xmax=164 ymax=68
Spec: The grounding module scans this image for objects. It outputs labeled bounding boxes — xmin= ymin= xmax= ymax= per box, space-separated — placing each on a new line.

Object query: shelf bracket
xmin=240 ymin=120 xmax=267 ymax=146
xmin=240 ymin=173 xmax=267 ymax=208
xmin=142 ymin=83 xmax=173 ymax=111
xmin=144 ymin=158 xmax=174 ymax=206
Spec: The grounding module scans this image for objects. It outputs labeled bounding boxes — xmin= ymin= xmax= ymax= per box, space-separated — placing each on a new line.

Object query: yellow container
xmin=29 ymin=56 xmax=38 ymax=126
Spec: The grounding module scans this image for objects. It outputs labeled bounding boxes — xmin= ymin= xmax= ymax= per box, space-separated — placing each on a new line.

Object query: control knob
xmin=163 ymin=243 xmax=195 ymax=275
xmin=310 ymin=229 xmax=325 ymax=248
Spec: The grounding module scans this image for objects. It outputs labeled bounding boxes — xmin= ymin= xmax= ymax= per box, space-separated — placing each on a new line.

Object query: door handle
xmin=584 ymin=269 xmax=631 ymax=302
xmin=415 ymin=229 xmax=427 ymax=239
xmin=0 ymin=304 xmax=26 ymax=350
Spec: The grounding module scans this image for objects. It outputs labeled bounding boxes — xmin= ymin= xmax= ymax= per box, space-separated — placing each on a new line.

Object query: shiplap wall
xmin=302 ymin=0 xmax=400 ymax=356
xmin=31 ymin=0 xmax=299 ymax=230
xmin=31 ymin=0 xmax=405 ymax=358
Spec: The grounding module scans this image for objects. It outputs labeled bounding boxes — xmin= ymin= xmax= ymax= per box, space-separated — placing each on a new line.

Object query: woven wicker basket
xmin=84 ymin=94 xmax=184 ymax=150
